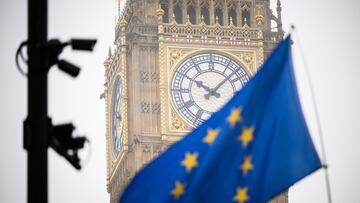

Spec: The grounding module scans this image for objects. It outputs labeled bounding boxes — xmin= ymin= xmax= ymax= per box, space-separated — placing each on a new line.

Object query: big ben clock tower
xmin=104 ymin=0 xmax=286 ymax=202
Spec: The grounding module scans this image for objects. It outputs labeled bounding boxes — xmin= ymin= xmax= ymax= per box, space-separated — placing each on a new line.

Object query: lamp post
xmin=26 ymin=0 xmax=48 ymax=202
xmin=24 ymin=1 xmax=96 ymax=202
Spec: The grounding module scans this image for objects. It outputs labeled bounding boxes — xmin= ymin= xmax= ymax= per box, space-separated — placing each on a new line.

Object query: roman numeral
xmin=176 ymin=71 xmax=193 ymax=80
xmin=209 ymin=62 xmax=214 ymax=70
xmin=184 ymin=100 xmax=194 ymax=108
xmin=230 ymin=77 xmax=240 ymax=83
xmin=190 ymin=58 xmax=202 ymax=72
xmin=172 ymin=88 xmax=190 ymax=93
xmin=196 ymin=109 xmax=204 ymax=119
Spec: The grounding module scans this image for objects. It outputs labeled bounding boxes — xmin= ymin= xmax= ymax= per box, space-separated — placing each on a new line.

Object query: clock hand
xmin=205 ymin=67 xmax=240 ymax=98
xmin=195 ymin=80 xmax=211 ymax=92
xmin=194 ymin=80 xmax=220 ymax=99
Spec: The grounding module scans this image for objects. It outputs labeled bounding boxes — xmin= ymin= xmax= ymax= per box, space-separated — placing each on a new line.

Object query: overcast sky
xmin=1 ymin=0 xmax=360 ymax=202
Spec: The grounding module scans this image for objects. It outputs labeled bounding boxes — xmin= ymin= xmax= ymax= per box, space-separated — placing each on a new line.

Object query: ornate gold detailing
xmin=169 ymin=49 xmax=188 ymax=67
xmin=160 ymin=43 xmax=260 ymax=138
xmin=258 ymin=46 xmax=265 ymax=65
xmin=170 ymin=107 xmax=193 ymax=131
xmin=255 ymin=5 xmax=265 ymax=27
xmin=242 ymin=53 xmax=253 ymax=64
xmin=163 ymin=22 xmax=262 ymax=40
xmin=170 ymin=49 xmax=181 ymax=60
xmin=171 ymin=108 xmax=183 ymax=130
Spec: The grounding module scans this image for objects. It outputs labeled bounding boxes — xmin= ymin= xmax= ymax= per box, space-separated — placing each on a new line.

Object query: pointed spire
xmin=104 ymin=46 xmax=112 ymax=68
xmin=172 ymin=13 xmax=176 ymax=24
xmin=117 ymin=0 xmax=121 ymax=17
xmin=108 ymin=47 xmax=112 ymax=59
xmin=277 ymin=0 xmax=282 ymax=15
xmin=186 ymin=14 xmax=190 ymax=23
xmin=157 ymin=4 xmax=165 ymax=23
xmin=276 ymin=0 xmax=283 ymax=33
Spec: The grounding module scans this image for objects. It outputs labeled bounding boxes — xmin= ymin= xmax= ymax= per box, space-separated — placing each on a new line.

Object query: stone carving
xmin=140 ymin=71 xmax=159 ymax=83
xmin=152 ymin=103 xmax=161 ymax=114
xmin=170 ymin=108 xmax=193 ymax=131
xmin=141 ymin=102 xmax=161 ymax=114
xmin=171 ymin=109 xmax=183 ymax=130
xmin=168 ymin=48 xmax=195 ymax=68
xmin=140 ymin=71 xmax=149 ymax=83
xmin=141 ymin=102 xmax=150 ymax=114
xmin=151 ymin=72 xmax=160 ymax=83
xmin=255 ymin=5 xmax=265 ymax=27
xmin=242 ymin=53 xmax=253 ymax=64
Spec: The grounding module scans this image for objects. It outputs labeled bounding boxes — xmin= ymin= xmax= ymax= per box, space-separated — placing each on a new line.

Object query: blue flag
xmin=120 ymin=35 xmax=322 ymax=203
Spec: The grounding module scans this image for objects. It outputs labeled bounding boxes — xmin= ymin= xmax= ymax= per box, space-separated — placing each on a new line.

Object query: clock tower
xmin=103 ymin=0 xmax=286 ymax=202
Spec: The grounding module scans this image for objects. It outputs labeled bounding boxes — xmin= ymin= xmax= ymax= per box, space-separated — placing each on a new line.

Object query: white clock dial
xmin=170 ymin=53 xmax=250 ymax=126
xmin=111 ymin=76 xmax=123 ymax=157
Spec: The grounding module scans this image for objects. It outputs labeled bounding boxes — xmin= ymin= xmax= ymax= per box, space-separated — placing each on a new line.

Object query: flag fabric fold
xmin=119 ymin=35 xmax=322 ymax=203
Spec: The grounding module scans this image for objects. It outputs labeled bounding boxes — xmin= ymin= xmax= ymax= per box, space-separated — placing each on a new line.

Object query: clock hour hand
xmin=194 ymin=80 xmax=220 ymax=99
xmin=195 ymin=80 xmax=211 ymax=92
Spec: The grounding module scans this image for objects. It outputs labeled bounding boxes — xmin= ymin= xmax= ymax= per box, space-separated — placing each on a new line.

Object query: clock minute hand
xmin=215 ymin=67 xmax=241 ymax=91
xmin=214 ymin=69 xmax=239 ymax=91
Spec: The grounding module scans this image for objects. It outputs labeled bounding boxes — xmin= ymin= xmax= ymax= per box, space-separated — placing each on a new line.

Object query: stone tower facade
xmin=103 ymin=0 xmax=286 ymax=202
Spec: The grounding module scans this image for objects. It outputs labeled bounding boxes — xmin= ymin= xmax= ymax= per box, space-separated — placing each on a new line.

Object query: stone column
xmin=169 ymin=0 xmax=174 ymax=23
xmin=223 ymin=0 xmax=228 ymax=26
xmin=236 ymin=1 xmax=241 ymax=27
xmin=209 ymin=0 xmax=215 ymax=25
xmin=195 ymin=0 xmax=201 ymax=24
xmin=182 ymin=0 xmax=187 ymax=24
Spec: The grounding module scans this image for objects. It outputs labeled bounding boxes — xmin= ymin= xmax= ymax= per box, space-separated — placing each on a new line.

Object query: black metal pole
xmin=26 ymin=0 xmax=48 ymax=202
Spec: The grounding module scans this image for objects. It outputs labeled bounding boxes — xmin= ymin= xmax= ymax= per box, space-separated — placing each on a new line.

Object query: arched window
xmin=160 ymin=0 xmax=169 ymax=23
xmin=201 ymin=7 xmax=210 ymax=25
xmin=228 ymin=7 xmax=237 ymax=26
xmin=242 ymin=9 xmax=250 ymax=26
xmin=271 ymin=19 xmax=278 ymax=32
xmin=215 ymin=7 xmax=223 ymax=25
xmin=188 ymin=5 xmax=196 ymax=24
xmin=174 ymin=4 xmax=182 ymax=24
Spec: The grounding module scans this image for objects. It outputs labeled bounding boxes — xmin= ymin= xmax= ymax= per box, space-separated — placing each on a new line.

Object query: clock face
xmin=111 ymin=76 xmax=123 ymax=157
xmin=170 ymin=53 xmax=250 ymax=126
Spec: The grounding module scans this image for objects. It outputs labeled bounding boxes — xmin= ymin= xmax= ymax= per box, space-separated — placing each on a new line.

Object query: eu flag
xmin=119 ymin=35 xmax=322 ymax=203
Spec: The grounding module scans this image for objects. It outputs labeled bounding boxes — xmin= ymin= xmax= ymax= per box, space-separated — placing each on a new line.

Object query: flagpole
xmin=290 ymin=25 xmax=333 ymax=203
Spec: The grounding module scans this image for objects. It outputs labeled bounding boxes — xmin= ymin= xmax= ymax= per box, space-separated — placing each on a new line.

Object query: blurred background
xmin=0 ymin=0 xmax=359 ymax=202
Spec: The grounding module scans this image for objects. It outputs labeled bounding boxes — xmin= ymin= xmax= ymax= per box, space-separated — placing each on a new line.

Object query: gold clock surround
xmin=160 ymin=45 xmax=262 ymax=142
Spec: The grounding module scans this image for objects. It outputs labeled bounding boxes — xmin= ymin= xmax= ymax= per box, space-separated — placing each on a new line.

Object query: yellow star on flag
xmin=181 ymin=152 xmax=199 ymax=172
xmin=171 ymin=181 xmax=185 ymax=199
xmin=233 ymin=187 xmax=250 ymax=203
xmin=203 ymin=128 xmax=220 ymax=144
xmin=237 ymin=127 xmax=254 ymax=148
xmin=240 ymin=156 xmax=254 ymax=176
xmin=227 ymin=107 xmax=242 ymax=128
